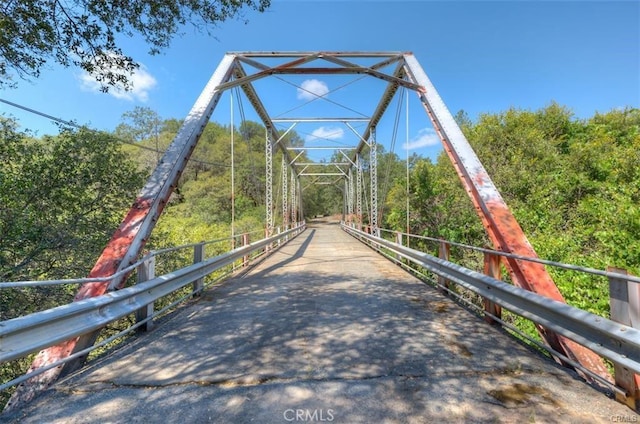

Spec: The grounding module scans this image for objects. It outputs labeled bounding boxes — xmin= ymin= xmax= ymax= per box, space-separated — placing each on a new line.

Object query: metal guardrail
xmin=378 ymin=228 xmax=640 ymax=285
xmin=342 ymin=224 xmax=640 ymax=376
xmin=0 ymin=229 xmax=267 ymax=289
xmin=0 ymin=225 xmax=305 ymax=363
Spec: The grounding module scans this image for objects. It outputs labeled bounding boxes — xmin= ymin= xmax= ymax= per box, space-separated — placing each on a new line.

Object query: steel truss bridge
xmin=1 ymin=52 xmax=639 ymax=419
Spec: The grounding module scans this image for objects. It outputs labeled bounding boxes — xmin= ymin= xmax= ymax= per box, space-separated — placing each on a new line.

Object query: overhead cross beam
xmin=221 ymin=52 xmax=419 ymax=93
xmin=232 ymin=62 xmax=295 ymax=166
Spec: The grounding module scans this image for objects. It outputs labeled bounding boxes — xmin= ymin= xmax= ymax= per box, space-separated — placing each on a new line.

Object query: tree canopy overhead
xmin=0 ymin=0 xmax=270 ymax=90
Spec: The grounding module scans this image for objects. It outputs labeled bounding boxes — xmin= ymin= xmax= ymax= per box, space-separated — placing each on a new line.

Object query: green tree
xmin=453 ymin=109 xmax=472 ymax=132
xmin=302 ymin=183 xmax=343 ymax=218
xmin=0 ymin=117 xmax=147 ymax=408
xmin=139 ymin=119 xmax=276 ymax=254
xmin=0 ymin=118 xmax=144 ymax=306
xmin=0 ymin=0 xmax=270 ymax=89
xmin=115 ymin=106 xmax=164 ymax=165
xmin=430 ymin=104 xmax=638 ymax=315
xmin=115 ymin=107 xmax=162 ymax=143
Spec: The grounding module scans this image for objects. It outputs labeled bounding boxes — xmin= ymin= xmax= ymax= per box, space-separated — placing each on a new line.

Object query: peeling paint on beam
xmin=401 ymin=52 xmax=612 ymax=384
xmin=6 ymin=53 xmax=239 ymax=412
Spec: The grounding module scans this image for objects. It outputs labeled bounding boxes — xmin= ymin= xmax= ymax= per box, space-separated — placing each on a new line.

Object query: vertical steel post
xmin=483 ymin=252 xmax=502 ymax=325
xmin=297 ymin=179 xmax=302 ymax=223
xmin=192 ymin=243 xmax=205 ymax=295
xmin=369 ymin=128 xmax=378 ymax=236
xmin=230 ymin=92 xmax=236 ymax=249
xmin=290 ymin=171 xmax=296 ymax=227
xmin=356 ymin=154 xmax=363 ymax=230
xmin=395 ymin=232 xmax=403 ymax=262
xmin=343 ymin=176 xmax=348 ymax=222
xmin=608 ymin=267 xmax=640 ymax=409
xmin=135 ymin=256 xmax=156 ymax=333
xmin=348 ymin=168 xmax=354 ymax=221
xmin=282 ymin=156 xmax=288 ymax=230
xmin=265 ymin=129 xmax=274 ymax=237
xmin=345 ymin=170 xmax=350 ymax=221
xmin=242 ymin=233 xmax=250 ymax=267
xmin=438 ymin=240 xmax=451 ymax=295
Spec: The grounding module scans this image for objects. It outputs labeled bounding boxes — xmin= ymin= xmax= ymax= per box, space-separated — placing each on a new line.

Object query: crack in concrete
xmin=58 ymin=366 xmax=560 ymax=394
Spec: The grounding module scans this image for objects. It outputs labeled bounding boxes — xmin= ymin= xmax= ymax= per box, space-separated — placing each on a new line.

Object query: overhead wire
xmin=378 ymin=86 xmax=405 ymax=222
xmin=273 ymin=75 xmax=370 ymax=119
xmin=0 ymin=97 xmax=231 ymax=169
xmin=230 ymin=90 xmax=236 ymax=246
xmin=235 ymin=85 xmax=263 ymax=198
xmin=405 ymin=88 xmax=410 ymax=241
xmin=277 ymin=124 xmax=360 ymax=147
xmin=3 ymin=74 xmax=386 ymax=229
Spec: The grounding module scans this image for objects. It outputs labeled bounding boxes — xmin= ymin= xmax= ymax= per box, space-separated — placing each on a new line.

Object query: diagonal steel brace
xmin=402 ymin=53 xmax=612 ymax=384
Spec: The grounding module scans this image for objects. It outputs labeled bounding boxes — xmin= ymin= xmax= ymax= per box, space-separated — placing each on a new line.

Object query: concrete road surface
xmin=2 ymin=219 xmax=635 ymax=423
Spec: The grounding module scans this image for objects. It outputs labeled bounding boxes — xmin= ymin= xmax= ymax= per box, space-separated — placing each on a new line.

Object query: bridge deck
xmin=5 ymin=220 xmax=632 ymax=423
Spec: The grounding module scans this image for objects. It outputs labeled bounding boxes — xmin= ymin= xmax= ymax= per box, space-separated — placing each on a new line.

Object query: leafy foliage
xmin=385 ymin=104 xmax=640 ymax=317
xmin=0 ymin=118 xmax=144 ymax=285
xmin=133 ymin=119 xmax=272 ymax=251
xmin=0 ymin=117 xmax=146 ymax=407
xmin=2 ymin=104 xmax=637 ymax=407
xmin=0 ymin=0 xmax=270 ymax=89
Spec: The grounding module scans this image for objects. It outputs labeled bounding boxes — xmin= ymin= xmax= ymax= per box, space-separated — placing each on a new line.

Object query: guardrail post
xmin=608 ymin=267 xmax=640 ymax=410
xmin=192 ymin=242 xmax=205 ymax=296
xmin=136 ymin=256 xmax=155 ymax=332
xmin=395 ymin=232 xmax=403 ymax=261
xmin=243 ymin=233 xmax=250 ymax=267
xmin=483 ymin=252 xmax=503 ymax=325
xmin=438 ymin=240 xmax=451 ymax=295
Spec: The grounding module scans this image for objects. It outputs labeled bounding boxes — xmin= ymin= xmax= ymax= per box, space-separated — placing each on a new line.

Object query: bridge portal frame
xmin=10 ymin=51 xmax=611 ymax=410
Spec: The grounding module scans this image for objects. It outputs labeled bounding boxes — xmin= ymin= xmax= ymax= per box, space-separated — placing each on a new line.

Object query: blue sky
xmin=1 ymin=0 xmax=638 ymax=161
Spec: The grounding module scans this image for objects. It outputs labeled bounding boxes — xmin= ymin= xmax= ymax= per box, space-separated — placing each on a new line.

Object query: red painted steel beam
xmin=402 ymin=53 xmax=613 ymax=384
xmin=4 ymin=54 xmax=239 ymax=412
xmin=219 ymin=65 xmax=421 ymax=93
xmin=232 ymin=51 xmax=408 ymax=58
xmin=350 ymin=61 xmax=407 ymax=161
xmin=232 ymin=63 xmax=295 ymax=167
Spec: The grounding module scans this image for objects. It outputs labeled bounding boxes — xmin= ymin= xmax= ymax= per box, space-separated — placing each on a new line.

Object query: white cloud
xmin=404 ymin=127 xmax=441 ymax=150
xmin=297 ymin=79 xmax=329 ymax=101
xmin=305 ymin=126 xmax=344 ymax=142
xmin=79 ymin=61 xmax=157 ymax=102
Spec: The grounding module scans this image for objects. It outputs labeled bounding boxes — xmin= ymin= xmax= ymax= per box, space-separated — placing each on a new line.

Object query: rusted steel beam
xmin=219 ymin=65 xmax=421 ymax=93
xmin=232 ymin=51 xmax=408 ymax=58
xmin=235 ymin=54 xmax=271 ymax=71
xmin=369 ymin=54 xmax=405 ymax=71
xmin=351 ymin=61 xmax=406 ymax=161
xmin=4 ymin=54 xmax=239 ymax=412
xmin=401 ymin=53 xmax=613 ymax=383
xmin=232 ymin=63 xmax=295 ymax=167
xmin=270 ymin=67 xmax=421 ymax=90
xmin=217 ymin=54 xmax=321 ymax=91
xmin=483 ymin=252 xmax=503 ymax=325
xmin=318 ymin=54 xmax=398 ymax=72
xmin=318 ymin=53 xmax=404 ymax=73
